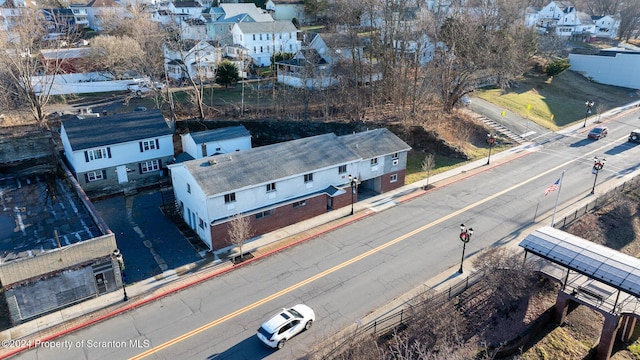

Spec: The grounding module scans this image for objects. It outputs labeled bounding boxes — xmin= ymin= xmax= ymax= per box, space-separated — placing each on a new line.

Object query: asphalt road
xmin=13 ymin=107 xmax=640 ymax=360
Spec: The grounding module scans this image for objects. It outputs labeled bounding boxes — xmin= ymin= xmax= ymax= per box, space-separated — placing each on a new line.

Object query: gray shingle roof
xmin=184 ymin=133 xmax=358 ymax=195
xmin=339 ymin=128 xmax=411 ymax=159
xmin=62 ymin=110 xmax=172 ymax=151
xmin=236 ymin=20 xmax=297 ymax=34
xmin=181 ymin=129 xmax=411 ymax=196
xmin=189 ymin=125 xmax=250 ymax=144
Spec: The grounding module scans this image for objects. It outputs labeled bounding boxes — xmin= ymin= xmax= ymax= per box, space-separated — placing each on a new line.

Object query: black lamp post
xmin=583 ymin=100 xmax=594 ymax=127
xmin=348 ymin=175 xmax=358 ymax=215
xmin=458 ymin=224 xmax=473 ymax=274
xmin=112 ymin=249 xmax=128 ymax=301
xmin=486 ymin=133 xmax=495 ymax=165
xmin=591 ymin=157 xmax=605 ymax=194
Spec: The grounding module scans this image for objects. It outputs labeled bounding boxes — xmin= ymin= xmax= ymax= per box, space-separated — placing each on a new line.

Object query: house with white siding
xmin=60 ymin=110 xmax=175 ymax=196
xmin=164 ymin=40 xmax=222 ymax=83
xmin=180 ymin=125 xmax=252 ymax=160
xmin=231 ymin=20 xmax=299 ymax=66
xmin=168 ymin=128 xmax=411 ymax=250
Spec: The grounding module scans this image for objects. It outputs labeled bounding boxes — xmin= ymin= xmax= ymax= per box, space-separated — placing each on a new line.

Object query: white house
xmin=180 ymin=125 xmax=252 ymax=159
xmin=166 ymin=0 xmax=205 ymax=22
xmin=60 ymin=110 xmax=175 ymax=196
xmin=168 ymin=128 xmax=411 ymax=250
xmin=164 ymin=40 xmax=222 ymax=83
xmin=203 ymin=3 xmax=274 ymax=44
xmin=276 ymin=32 xmax=372 ymax=89
xmin=556 ymin=11 xmax=595 ymax=36
xmin=70 ymin=0 xmax=124 ymax=32
xmin=231 ymin=20 xmax=299 ymax=66
xmin=592 ymin=15 xmax=620 ymax=39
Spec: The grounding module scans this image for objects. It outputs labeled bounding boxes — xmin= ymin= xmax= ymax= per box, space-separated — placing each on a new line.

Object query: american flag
xmin=545 ymin=178 xmax=561 ymax=196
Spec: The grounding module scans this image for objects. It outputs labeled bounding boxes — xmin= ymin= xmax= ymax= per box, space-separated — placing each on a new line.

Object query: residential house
xmin=164 ymin=39 xmax=222 ymax=83
xmin=180 ymin=125 xmax=252 ymax=160
xmin=204 ymin=3 xmax=274 ymax=45
xmin=60 ymin=110 xmax=174 ymax=196
xmin=167 ymin=0 xmax=205 ymax=22
xmin=527 ymin=1 xmax=619 ymax=39
xmin=71 ymin=0 xmax=124 ymax=32
xmin=41 ymin=8 xmax=77 ymax=34
xmin=168 ymin=128 xmax=411 ymax=250
xmin=0 ymin=0 xmax=25 ymax=32
xmin=592 ymin=15 xmax=620 ymax=39
xmin=69 ymin=4 xmax=89 ymax=29
xmin=231 ymin=20 xmax=299 ymax=66
xmin=276 ymin=32 xmax=378 ymax=89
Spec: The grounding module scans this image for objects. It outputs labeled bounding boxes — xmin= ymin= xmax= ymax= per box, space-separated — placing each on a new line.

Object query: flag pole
xmin=551 ymin=170 xmax=565 ymax=227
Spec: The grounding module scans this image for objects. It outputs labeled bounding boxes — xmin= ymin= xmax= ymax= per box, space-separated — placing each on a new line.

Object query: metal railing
xmin=321 ymin=270 xmax=484 ymax=360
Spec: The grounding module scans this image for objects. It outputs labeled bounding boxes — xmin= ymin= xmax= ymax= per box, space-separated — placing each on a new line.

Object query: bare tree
xmin=617 ymin=1 xmax=640 ymax=41
xmin=227 ymin=213 xmax=253 ymax=261
xmin=82 ymin=35 xmax=145 ymax=79
xmin=421 ymin=153 xmax=435 ymax=188
xmin=0 ymin=8 xmax=77 ymax=128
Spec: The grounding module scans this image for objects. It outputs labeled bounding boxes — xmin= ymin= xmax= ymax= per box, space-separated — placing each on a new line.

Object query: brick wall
xmin=381 ymin=169 xmax=406 ymax=193
xmin=211 ymin=194 xmax=331 ymax=250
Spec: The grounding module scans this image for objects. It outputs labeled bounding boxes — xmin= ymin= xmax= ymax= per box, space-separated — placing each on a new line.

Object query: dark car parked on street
xmin=629 ymin=129 xmax=640 ymax=143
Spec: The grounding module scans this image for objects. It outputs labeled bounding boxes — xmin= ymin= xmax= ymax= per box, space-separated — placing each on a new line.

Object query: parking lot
xmin=92 ymin=189 xmax=203 ymax=283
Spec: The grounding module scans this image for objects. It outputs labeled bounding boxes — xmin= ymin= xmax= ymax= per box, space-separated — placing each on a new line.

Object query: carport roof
xmin=520 ymin=226 xmax=640 ymax=297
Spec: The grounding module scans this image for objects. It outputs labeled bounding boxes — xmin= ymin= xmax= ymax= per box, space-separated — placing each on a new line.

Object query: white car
xmin=256 ymin=304 xmax=315 ymax=349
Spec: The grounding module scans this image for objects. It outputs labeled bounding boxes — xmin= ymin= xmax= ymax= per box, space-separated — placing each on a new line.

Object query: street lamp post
xmin=348 ymin=175 xmax=358 ymax=215
xmin=112 ymin=249 xmax=128 ymax=301
xmin=486 ymin=133 xmax=495 ymax=165
xmin=458 ymin=224 xmax=474 ymax=274
xmin=591 ymin=157 xmax=605 ymax=194
xmin=583 ymin=100 xmax=594 ymax=127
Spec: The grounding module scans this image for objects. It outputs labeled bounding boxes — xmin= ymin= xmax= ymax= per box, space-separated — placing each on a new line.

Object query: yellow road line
xmin=132 ymin=143 xmax=607 ymax=359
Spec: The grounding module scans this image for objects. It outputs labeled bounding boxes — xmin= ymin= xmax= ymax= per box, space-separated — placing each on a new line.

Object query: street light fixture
xmin=348 ymin=175 xmax=359 ymax=215
xmin=112 ymin=249 xmax=128 ymax=301
xmin=458 ymin=224 xmax=474 ymax=274
xmin=583 ymin=100 xmax=594 ymax=127
xmin=486 ymin=133 xmax=495 ymax=165
xmin=591 ymin=157 xmax=605 ymax=194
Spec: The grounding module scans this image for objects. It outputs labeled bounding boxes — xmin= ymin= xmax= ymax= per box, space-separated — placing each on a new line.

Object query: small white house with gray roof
xmin=168 ymin=128 xmax=411 ymax=250
xmin=180 ymin=125 xmax=252 ymax=160
xmin=60 ymin=110 xmax=174 ymax=196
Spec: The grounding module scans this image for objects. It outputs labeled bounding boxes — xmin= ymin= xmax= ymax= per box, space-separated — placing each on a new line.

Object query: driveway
xmin=92 ymin=190 xmax=202 ymax=283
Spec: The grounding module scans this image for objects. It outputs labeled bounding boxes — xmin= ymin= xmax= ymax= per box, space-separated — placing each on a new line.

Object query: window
xmin=224 ymin=193 xmax=236 ymax=203
xmin=267 ymin=182 xmax=276 ymax=192
xmin=370 ymin=158 xmax=378 ymax=165
xmin=390 ymin=174 xmax=398 ymax=183
xmin=140 ymin=160 xmax=160 ymax=173
xmin=199 ymin=218 xmax=205 ymax=229
xmin=86 ymin=171 xmax=104 ymax=182
xmin=266 ymin=33 xmax=270 ymax=40
xmin=338 ymin=165 xmax=347 ymax=174
xmin=187 ymin=183 xmax=191 ymax=193
xmin=252 ymin=34 xmax=255 ymax=40
xmin=87 ymin=148 xmax=108 ymax=161
xmin=392 ymin=152 xmax=399 ymax=159
xmin=140 ymin=140 xmax=158 ymax=152
xmin=304 ymin=173 xmax=313 ymax=183
xmin=293 ymin=200 xmax=306 ymax=208
xmin=255 ymin=209 xmax=272 ymax=219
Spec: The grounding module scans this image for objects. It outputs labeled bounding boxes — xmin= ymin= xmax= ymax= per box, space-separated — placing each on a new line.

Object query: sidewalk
xmin=1 ymin=103 xmax=638 ymax=358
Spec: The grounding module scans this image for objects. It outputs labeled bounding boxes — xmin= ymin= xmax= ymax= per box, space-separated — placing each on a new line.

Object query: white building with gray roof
xmin=60 ymin=110 xmax=175 ymax=196
xmin=180 ymin=125 xmax=252 ymax=160
xmin=231 ymin=20 xmax=299 ymax=66
xmin=168 ymin=128 xmax=411 ymax=250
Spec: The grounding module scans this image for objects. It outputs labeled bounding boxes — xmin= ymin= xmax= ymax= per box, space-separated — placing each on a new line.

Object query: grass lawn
xmin=476 ymin=70 xmax=637 ymax=130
